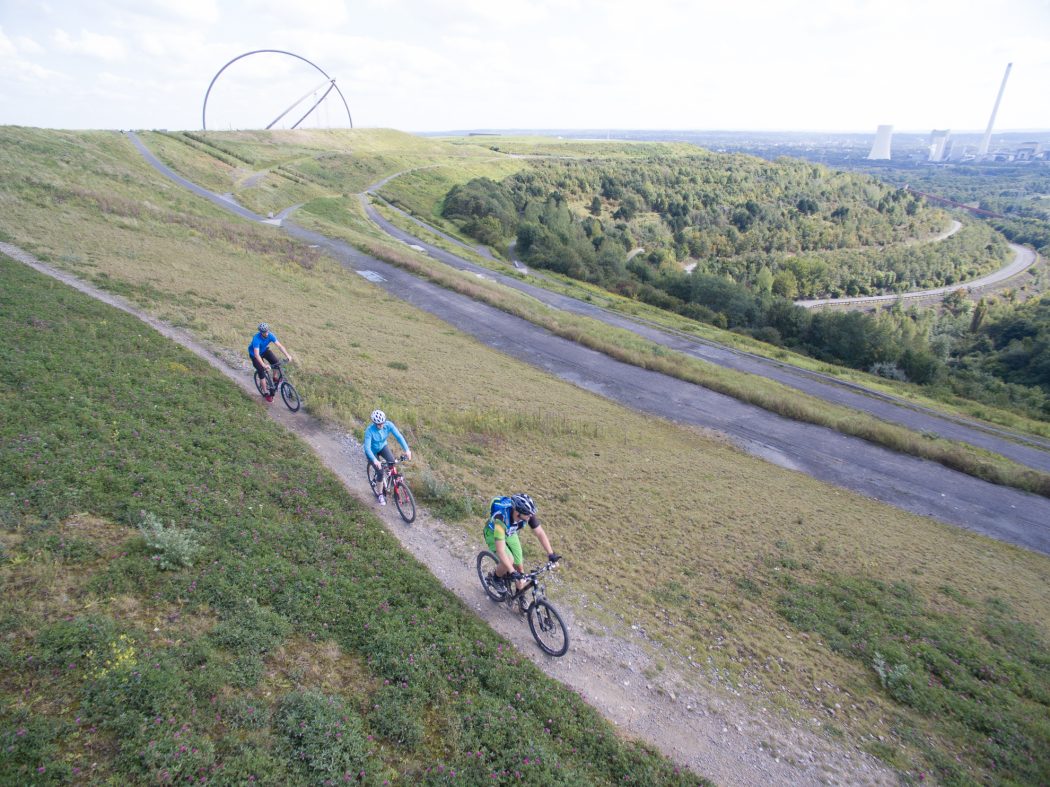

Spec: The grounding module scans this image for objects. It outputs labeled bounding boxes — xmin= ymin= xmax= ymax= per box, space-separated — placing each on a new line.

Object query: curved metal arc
xmin=202 ymin=48 xmax=353 ymax=130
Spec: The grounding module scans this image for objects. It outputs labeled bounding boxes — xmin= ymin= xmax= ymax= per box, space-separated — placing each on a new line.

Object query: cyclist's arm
xmin=388 ymin=422 xmax=412 ymax=460
xmin=532 ymin=524 xmax=554 ymax=557
xmin=363 ymin=428 xmax=379 ymax=466
xmin=273 ymin=339 xmax=294 ymax=363
xmin=252 ymin=345 xmax=270 ymax=369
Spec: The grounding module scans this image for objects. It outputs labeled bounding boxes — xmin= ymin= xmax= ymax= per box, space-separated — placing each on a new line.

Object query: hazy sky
xmin=1 ymin=0 xmax=1047 ymax=133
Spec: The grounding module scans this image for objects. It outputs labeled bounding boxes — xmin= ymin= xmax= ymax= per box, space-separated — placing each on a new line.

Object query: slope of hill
xmin=2 ymin=127 xmax=1049 ymax=785
xmin=0 ymin=256 xmax=702 ymax=786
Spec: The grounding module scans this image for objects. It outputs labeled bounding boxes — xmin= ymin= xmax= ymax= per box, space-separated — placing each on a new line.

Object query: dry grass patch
xmin=261 ymin=637 xmax=373 ymax=699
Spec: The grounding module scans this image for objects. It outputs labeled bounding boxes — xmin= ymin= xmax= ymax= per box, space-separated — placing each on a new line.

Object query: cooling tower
xmin=868 ymin=125 xmax=893 ymax=160
xmin=978 ymin=63 xmax=1012 ymax=156
xmin=929 ymin=130 xmax=950 ymax=162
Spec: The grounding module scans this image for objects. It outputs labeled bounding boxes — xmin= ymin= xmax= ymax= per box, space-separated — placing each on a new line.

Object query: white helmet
xmin=370 ymin=409 xmax=386 ymax=426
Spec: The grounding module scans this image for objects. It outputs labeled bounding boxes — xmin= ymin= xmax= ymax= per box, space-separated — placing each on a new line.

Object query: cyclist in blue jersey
xmin=364 ymin=409 xmax=412 ymax=506
xmin=485 ymin=493 xmax=559 ymax=594
xmin=248 ymin=322 xmax=295 ymax=402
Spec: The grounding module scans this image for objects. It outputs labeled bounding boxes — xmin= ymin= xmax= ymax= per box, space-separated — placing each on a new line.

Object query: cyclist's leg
xmin=505 ymin=533 xmax=525 ymax=589
xmin=250 ymin=354 xmax=269 ymax=396
xmin=376 ymin=446 xmax=395 ymax=492
xmin=261 ymin=349 xmax=280 ymax=392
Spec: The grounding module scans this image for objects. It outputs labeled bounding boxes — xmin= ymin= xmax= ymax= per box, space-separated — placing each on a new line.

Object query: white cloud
xmin=14 ymin=35 xmax=45 ymax=54
xmin=0 ymin=27 xmax=15 ymax=58
xmin=246 ymin=0 xmax=350 ymax=27
xmin=53 ymin=28 xmax=127 ymax=62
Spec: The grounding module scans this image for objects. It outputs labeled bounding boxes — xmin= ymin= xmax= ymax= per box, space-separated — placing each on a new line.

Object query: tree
xmin=754 ymin=266 xmax=774 ymax=296
xmin=970 ymin=298 xmax=988 ymax=332
xmin=589 ymin=195 xmax=602 ymax=216
xmin=772 ymin=270 xmax=799 ymax=299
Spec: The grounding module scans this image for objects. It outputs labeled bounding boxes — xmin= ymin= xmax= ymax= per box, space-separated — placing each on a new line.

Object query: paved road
xmin=796 ymin=241 xmax=1037 ymax=308
xmin=123 ymin=134 xmax=1050 ymax=555
xmin=363 ymin=194 xmax=1050 ymax=473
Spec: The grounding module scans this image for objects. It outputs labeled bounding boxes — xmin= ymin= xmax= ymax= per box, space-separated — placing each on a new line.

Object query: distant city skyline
xmin=1 ymin=0 xmax=1048 ymax=132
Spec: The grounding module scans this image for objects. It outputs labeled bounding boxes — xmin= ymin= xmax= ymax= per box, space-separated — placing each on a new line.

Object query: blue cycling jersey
xmin=363 ymin=422 xmax=408 ymax=463
xmin=248 ymin=331 xmax=278 ymax=358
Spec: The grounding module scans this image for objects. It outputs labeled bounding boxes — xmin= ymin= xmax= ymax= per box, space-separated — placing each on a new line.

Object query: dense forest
xmin=858 ymin=161 xmax=1050 ymax=259
xmin=440 ymin=154 xmax=1048 ymax=419
xmin=442 ymin=155 xmax=1009 ymax=300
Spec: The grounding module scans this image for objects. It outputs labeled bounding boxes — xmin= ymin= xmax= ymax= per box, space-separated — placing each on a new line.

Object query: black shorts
xmin=250 ymin=348 xmax=279 ymax=376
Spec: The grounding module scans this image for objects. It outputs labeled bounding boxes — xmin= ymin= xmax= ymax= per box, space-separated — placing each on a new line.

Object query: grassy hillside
xmin=2 ymin=127 xmax=1049 ymax=784
xmin=0 ymin=257 xmax=702 ymax=785
xmin=144 ymin=128 xmax=1050 ymax=444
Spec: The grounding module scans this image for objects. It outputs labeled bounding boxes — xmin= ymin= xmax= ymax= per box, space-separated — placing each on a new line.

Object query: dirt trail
xmin=3 ymin=241 xmax=897 ymax=786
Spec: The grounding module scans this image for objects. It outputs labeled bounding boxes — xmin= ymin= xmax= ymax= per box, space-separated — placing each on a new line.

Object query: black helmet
xmin=511 ymin=493 xmax=536 ymax=517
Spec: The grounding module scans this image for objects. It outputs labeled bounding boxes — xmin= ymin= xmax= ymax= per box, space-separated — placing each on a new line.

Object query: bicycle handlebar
xmin=518 ymin=560 xmax=560 ymax=581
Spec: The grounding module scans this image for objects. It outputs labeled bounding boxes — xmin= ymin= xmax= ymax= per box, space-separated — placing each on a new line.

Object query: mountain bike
xmin=254 ymin=359 xmax=301 ymax=412
xmin=367 ymin=455 xmax=416 ymax=523
xmin=476 ymin=553 xmax=568 ymax=656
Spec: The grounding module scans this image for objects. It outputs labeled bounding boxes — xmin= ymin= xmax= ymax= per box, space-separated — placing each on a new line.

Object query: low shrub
xmin=137 ymin=511 xmax=201 ymax=570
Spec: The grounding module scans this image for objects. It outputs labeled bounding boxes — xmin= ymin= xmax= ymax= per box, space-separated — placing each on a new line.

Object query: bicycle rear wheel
xmin=476 ymin=551 xmax=508 ymax=602
xmin=393 ymin=478 xmax=416 ymax=523
xmin=528 ymin=599 xmax=569 ymax=656
xmin=254 ymin=371 xmax=269 ymax=397
xmin=280 ymin=381 xmax=301 ymax=412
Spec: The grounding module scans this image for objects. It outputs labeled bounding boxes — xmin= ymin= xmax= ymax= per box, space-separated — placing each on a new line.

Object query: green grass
xmin=777 ymin=574 xmax=1050 ymax=785
xmin=0 ymin=256 xmax=703 ymax=786
xmin=4 ymin=126 xmax=1050 ymax=783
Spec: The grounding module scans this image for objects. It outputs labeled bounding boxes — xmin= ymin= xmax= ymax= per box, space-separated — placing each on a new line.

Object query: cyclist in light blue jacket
xmin=364 ymin=409 xmax=412 ymax=505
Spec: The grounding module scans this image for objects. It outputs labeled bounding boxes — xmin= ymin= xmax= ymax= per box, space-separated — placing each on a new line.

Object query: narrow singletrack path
xmin=3 ymin=241 xmax=896 ymax=786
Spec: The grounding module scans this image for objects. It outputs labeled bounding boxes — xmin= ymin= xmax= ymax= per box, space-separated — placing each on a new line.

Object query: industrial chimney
xmin=978 ymin=63 xmax=1012 ymax=157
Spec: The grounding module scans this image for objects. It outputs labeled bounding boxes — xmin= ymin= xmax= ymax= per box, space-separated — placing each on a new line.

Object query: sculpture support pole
xmin=202 ymin=49 xmax=353 ymax=130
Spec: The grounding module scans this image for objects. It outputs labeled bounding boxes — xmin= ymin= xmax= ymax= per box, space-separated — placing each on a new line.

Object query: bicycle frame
xmin=507 ymin=563 xmax=554 ymax=610
xmin=379 ymin=457 xmax=406 ymax=491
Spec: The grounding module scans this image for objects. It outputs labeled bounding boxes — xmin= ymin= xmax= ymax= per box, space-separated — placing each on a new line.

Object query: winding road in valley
xmin=124 ymin=132 xmax=1050 ymax=557
xmin=362 ymin=194 xmax=1050 ymax=472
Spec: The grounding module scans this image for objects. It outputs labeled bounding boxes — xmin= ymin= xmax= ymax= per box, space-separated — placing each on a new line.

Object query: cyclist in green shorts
xmin=485 ymin=493 xmax=559 ymax=594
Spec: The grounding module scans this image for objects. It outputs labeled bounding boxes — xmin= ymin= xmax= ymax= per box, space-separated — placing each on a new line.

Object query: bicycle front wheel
xmin=393 ymin=479 xmax=416 ymax=523
xmin=476 ymin=551 xmax=508 ymax=602
xmin=528 ymin=599 xmax=569 ymax=656
xmin=280 ymin=381 xmax=301 ymax=412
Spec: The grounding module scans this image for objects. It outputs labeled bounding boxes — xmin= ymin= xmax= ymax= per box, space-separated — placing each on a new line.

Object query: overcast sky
xmin=1 ymin=0 xmax=1047 ymax=133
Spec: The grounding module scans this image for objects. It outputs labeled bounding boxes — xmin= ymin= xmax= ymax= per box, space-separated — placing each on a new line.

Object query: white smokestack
xmin=868 ymin=125 xmax=893 ymax=159
xmin=978 ymin=63 xmax=1012 ymax=156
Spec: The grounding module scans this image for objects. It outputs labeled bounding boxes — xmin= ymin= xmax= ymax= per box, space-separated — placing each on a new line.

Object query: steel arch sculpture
xmin=202 ymin=49 xmax=353 ymax=130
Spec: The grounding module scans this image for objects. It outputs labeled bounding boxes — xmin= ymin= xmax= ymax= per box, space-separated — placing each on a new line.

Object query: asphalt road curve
xmin=363 ymin=196 xmax=1050 ymax=474
xmin=126 ymin=134 xmax=1050 ymax=555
